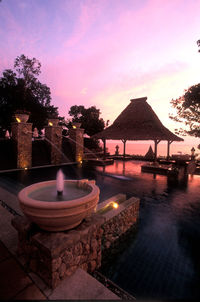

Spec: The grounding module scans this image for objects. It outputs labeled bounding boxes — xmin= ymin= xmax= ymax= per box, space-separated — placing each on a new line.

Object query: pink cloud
xmin=63 ymin=0 xmax=103 ymax=48
xmin=1 ymin=0 xmax=200 ymax=144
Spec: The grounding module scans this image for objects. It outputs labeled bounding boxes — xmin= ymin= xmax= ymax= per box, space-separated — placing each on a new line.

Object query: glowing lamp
xmin=24 ymin=167 xmax=28 ymax=170
xmin=112 ymin=202 xmax=119 ymax=209
xmin=16 ymin=117 xmax=21 ymax=123
xmin=48 ymin=122 xmax=53 ymax=126
xmin=73 ymin=125 xmax=77 ymax=129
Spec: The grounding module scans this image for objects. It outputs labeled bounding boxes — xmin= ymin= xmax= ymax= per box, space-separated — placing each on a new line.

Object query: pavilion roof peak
xmin=130 ymin=97 xmax=147 ymax=102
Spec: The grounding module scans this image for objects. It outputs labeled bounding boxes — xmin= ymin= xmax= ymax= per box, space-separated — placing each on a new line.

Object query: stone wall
xmin=12 ymin=194 xmax=140 ymax=289
xmin=11 ymin=122 xmax=32 ymax=168
xmin=12 ymin=214 xmax=104 ymax=289
xmin=100 ymin=196 xmax=140 ymax=250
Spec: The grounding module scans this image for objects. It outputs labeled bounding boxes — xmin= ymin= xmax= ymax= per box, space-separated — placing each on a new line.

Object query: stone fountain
xmin=12 ymin=169 xmax=104 ymax=288
xmin=12 ymin=169 xmax=140 ymax=289
xmin=18 ymin=169 xmax=100 ymax=231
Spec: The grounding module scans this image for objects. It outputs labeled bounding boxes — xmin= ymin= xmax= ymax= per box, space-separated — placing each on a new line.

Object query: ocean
xmin=101 ymin=140 xmax=197 ymax=157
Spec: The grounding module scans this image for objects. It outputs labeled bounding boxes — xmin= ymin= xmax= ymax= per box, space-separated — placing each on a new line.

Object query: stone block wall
xmin=12 ymin=194 xmax=140 ymax=289
xmin=100 ymin=196 xmax=140 ymax=250
xmin=69 ymin=127 xmax=84 ymax=162
xmin=12 ymin=214 xmax=104 ymax=289
xmin=45 ymin=126 xmax=62 ymax=165
xmin=11 ymin=122 xmax=32 ymax=168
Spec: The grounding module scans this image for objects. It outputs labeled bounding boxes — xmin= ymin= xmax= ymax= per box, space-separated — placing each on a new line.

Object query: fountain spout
xmin=56 ymin=169 xmax=64 ymax=196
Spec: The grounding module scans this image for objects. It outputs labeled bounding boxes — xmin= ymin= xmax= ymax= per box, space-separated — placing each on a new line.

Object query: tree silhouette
xmin=68 ymin=105 xmax=105 ymax=136
xmin=0 ymin=55 xmax=58 ymax=135
xmin=169 ymin=83 xmax=200 ymax=138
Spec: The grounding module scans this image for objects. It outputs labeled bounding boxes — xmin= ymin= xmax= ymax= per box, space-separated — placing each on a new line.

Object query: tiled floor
xmin=0 ymin=241 xmax=46 ymax=300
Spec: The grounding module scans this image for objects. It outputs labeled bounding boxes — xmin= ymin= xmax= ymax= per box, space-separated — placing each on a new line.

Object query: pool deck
xmin=0 ymin=187 xmax=120 ymax=300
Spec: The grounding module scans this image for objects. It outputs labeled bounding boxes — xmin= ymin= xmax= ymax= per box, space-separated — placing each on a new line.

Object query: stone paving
xmin=0 ymin=240 xmax=46 ymax=300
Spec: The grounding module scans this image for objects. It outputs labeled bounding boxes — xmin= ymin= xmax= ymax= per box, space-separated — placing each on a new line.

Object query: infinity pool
xmin=0 ymin=160 xmax=200 ymax=299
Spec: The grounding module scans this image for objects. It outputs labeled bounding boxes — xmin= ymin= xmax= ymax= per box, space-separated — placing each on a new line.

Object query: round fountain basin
xmin=18 ymin=179 xmax=100 ymax=232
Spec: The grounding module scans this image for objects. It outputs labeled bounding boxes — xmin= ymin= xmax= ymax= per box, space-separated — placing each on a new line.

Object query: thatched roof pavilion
xmin=93 ymin=97 xmax=183 ymax=159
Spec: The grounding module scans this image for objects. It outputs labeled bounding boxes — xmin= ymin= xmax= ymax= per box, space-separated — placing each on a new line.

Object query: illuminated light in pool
xmin=16 ymin=117 xmax=21 ymax=123
xmin=48 ymin=122 xmax=53 ymax=126
xmin=112 ymin=202 xmax=119 ymax=209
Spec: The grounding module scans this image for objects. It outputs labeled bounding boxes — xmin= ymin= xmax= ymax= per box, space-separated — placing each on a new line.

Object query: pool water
xmin=0 ymin=160 xmax=200 ymax=299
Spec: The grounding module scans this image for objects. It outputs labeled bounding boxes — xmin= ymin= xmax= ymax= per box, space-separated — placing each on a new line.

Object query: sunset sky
xmin=1 ymin=0 xmax=200 ymax=151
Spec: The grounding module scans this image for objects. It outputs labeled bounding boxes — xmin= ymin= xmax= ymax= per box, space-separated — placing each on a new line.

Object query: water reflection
xmin=1 ymin=160 xmax=200 ymax=299
xmin=96 ymin=160 xmax=168 ymax=198
xmin=96 ymin=160 xmax=200 ymax=300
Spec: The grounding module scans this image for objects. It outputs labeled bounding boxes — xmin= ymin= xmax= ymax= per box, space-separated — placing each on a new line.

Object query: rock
xmin=90 ymin=250 xmax=97 ymax=260
xmin=74 ymin=255 xmax=81 ymax=265
xmin=63 ymin=250 xmax=73 ymax=265
xmin=91 ymin=239 xmax=98 ymax=253
xmin=97 ymin=251 xmax=101 ymax=266
xmin=59 ymin=262 xmax=66 ymax=278
xmin=52 ymin=271 xmax=60 ymax=288
xmin=80 ymin=262 xmax=88 ymax=271
xmin=52 ymin=257 xmax=62 ymax=272
xmin=66 ymin=265 xmax=77 ymax=276
xmin=83 ymin=243 xmax=90 ymax=254
xmin=80 ymin=234 xmax=88 ymax=245
xmin=74 ymin=242 xmax=83 ymax=256
xmin=88 ymin=260 xmax=96 ymax=272
xmin=79 ymin=255 xmax=87 ymax=264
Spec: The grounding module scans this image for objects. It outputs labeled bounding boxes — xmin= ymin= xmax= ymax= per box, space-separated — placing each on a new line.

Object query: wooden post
xmin=167 ymin=140 xmax=173 ymax=160
xmin=102 ymin=139 xmax=106 ymax=159
xmin=154 ymin=140 xmax=161 ymax=161
xmin=122 ymin=139 xmax=127 ymax=160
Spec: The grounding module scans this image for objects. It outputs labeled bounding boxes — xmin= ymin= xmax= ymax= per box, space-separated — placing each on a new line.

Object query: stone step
xmin=47 ymin=268 xmax=120 ymax=300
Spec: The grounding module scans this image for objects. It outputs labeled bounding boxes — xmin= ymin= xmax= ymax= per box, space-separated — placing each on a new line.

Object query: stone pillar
xmin=69 ymin=123 xmax=84 ymax=163
xmin=45 ymin=119 xmax=62 ymax=165
xmin=11 ymin=122 xmax=32 ymax=168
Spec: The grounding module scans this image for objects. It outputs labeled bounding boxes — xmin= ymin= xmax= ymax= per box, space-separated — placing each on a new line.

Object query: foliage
xmin=0 ymin=54 xmax=58 ymax=134
xmin=68 ymin=105 xmax=106 ymax=136
xmin=197 ymin=39 xmax=200 ymax=52
xmin=169 ymin=83 xmax=200 ymax=138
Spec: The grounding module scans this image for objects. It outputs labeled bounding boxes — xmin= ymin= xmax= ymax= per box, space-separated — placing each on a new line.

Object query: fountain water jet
xmin=56 ymin=169 xmax=64 ymax=195
xmin=63 ymin=135 xmax=106 ymax=165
